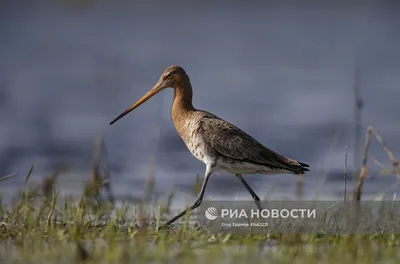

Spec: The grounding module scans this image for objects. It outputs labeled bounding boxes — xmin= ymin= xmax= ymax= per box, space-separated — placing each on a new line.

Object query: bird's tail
xmin=294 ymin=162 xmax=310 ymax=175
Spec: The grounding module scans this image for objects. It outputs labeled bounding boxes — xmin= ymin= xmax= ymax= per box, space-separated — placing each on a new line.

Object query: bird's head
xmin=109 ymin=65 xmax=188 ymax=125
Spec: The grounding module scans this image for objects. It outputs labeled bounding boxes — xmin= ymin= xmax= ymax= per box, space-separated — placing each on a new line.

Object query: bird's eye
xmin=166 ymin=71 xmax=174 ymax=78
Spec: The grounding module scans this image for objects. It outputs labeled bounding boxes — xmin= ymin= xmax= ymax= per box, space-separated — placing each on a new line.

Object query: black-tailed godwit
xmin=109 ymin=65 xmax=309 ymax=229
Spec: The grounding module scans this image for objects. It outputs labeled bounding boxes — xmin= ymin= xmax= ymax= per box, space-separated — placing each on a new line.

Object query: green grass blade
xmin=24 ymin=163 xmax=35 ymax=187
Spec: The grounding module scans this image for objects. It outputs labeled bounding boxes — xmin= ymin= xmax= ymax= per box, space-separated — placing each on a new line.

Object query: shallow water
xmin=1 ymin=1 xmax=400 ymax=204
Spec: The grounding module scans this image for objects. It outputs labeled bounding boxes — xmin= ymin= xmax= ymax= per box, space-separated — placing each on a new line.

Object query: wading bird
xmin=109 ymin=65 xmax=309 ymax=229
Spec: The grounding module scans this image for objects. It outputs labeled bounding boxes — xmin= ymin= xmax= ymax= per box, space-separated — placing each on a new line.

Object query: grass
xmin=0 ymin=201 xmax=399 ymax=264
xmin=1 ymin=128 xmax=400 ymax=264
xmin=1 ymin=188 xmax=400 ymax=264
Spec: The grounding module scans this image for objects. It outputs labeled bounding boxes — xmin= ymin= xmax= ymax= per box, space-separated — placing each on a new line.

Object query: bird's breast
xmin=175 ymin=117 xmax=215 ymax=165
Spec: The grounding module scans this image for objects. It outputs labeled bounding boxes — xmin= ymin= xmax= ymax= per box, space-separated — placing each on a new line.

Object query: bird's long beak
xmin=109 ymin=81 xmax=163 ymax=125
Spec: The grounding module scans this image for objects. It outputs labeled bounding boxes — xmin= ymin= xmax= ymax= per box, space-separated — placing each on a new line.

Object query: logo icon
xmin=205 ymin=207 xmax=218 ymax=220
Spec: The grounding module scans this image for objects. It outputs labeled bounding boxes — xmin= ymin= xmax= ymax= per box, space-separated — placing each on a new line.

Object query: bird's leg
xmin=159 ymin=167 xmax=213 ymax=230
xmin=235 ymin=174 xmax=262 ymax=211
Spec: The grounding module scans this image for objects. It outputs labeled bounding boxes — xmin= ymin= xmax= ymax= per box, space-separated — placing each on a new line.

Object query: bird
xmin=109 ymin=65 xmax=310 ymax=229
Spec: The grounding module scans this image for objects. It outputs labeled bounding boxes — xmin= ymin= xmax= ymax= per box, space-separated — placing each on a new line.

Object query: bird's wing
xmin=199 ymin=113 xmax=308 ymax=172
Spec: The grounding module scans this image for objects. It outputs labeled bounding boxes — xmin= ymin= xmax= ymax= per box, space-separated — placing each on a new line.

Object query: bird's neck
xmin=171 ymin=81 xmax=195 ymax=131
xmin=172 ymin=81 xmax=195 ymax=113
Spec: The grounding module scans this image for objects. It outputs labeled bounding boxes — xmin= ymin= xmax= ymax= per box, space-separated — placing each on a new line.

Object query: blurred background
xmin=1 ymin=0 xmax=400 ymax=206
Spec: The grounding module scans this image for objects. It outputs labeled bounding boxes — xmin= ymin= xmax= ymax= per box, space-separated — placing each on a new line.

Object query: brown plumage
xmin=198 ymin=112 xmax=309 ymax=174
xmin=109 ymin=65 xmax=310 ymax=228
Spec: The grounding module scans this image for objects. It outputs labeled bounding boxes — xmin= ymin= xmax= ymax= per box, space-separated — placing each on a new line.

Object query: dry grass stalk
xmin=84 ymin=166 xmax=102 ymax=203
xmin=42 ymin=172 xmax=58 ymax=200
xmin=83 ymin=136 xmax=115 ymax=205
xmin=296 ymin=175 xmax=303 ymax=200
xmin=45 ymin=189 xmax=58 ymax=231
xmin=140 ymin=155 xmax=156 ymax=227
xmin=354 ymin=126 xmax=400 ymax=201
xmin=96 ymin=137 xmax=115 ymax=204
xmin=353 ymin=63 xmax=363 ymax=174
xmin=344 ymin=141 xmax=348 ymax=201
xmin=161 ymin=189 xmax=175 ymax=215
xmin=0 ymin=173 xmax=15 ymax=183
